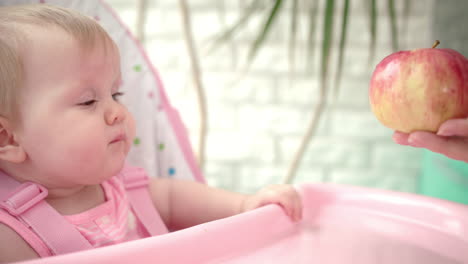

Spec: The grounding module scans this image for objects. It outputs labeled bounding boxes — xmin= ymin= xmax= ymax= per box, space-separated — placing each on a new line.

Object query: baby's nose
xmin=105 ymin=102 xmax=126 ymax=125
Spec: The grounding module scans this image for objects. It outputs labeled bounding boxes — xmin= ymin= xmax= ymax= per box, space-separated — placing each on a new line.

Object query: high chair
xmin=0 ymin=1 xmax=467 ymax=263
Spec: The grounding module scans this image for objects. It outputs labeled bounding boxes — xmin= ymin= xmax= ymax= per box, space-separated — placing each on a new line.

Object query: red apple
xmin=369 ymin=42 xmax=468 ymax=133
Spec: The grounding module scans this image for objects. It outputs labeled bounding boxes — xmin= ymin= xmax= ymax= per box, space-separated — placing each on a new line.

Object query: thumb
xmin=437 ymin=118 xmax=468 ymax=137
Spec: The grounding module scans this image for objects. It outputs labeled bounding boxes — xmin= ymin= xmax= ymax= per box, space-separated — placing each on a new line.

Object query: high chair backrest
xmin=0 ymin=0 xmax=204 ymax=258
xmin=1 ymin=0 xmax=204 ymax=183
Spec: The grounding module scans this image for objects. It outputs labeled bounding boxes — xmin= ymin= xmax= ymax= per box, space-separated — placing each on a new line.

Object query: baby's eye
xmin=78 ymin=99 xmax=97 ymax=106
xmin=112 ymin=92 xmax=124 ymax=101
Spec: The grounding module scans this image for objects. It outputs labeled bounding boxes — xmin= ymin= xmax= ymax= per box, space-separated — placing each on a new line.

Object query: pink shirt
xmin=64 ymin=176 xmax=148 ymax=248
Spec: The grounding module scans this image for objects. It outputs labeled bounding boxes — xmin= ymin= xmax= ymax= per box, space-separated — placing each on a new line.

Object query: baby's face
xmin=13 ymin=27 xmax=135 ymax=187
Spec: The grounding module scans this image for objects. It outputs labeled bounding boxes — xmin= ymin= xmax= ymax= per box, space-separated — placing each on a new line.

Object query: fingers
xmin=244 ymin=185 xmax=303 ymax=222
xmin=275 ymin=189 xmax=295 ymax=220
xmin=274 ymin=186 xmax=302 ymax=221
xmin=407 ymin=131 xmax=468 ymax=163
xmin=406 ymin=131 xmax=446 ymax=149
xmin=437 ymin=118 xmax=468 ymax=137
xmin=293 ymin=190 xmax=303 ymax=221
xmin=393 ymin=128 xmax=468 ymax=163
xmin=440 ymin=139 xmax=468 ymax=162
xmin=392 ymin=131 xmax=410 ymax=145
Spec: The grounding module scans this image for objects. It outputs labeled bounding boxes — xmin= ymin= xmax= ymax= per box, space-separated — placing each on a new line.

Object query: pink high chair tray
xmin=20 ymin=183 xmax=468 ymax=264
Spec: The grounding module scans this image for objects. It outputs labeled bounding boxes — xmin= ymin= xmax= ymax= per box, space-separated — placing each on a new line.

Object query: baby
xmin=0 ymin=4 xmax=302 ymax=262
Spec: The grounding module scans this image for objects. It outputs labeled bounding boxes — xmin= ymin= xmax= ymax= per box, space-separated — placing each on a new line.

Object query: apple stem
xmin=432 ymin=40 xmax=440 ymax=48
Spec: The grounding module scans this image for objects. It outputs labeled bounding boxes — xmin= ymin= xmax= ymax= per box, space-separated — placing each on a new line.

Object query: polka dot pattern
xmin=168 ymin=167 xmax=176 ymax=176
xmin=29 ymin=0 xmax=199 ymax=182
xmin=133 ymin=65 xmax=142 ymax=72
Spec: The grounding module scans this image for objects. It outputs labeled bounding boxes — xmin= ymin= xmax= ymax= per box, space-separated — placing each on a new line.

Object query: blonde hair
xmin=0 ymin=4 xmax=115 ymax=119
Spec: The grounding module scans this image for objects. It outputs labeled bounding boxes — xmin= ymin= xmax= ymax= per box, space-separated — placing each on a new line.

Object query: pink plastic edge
xmin=99 ymin=0 xmax=205 ymax=183
xmin=16 ymin=183 xmax=468 ymax=264
xmin=300 ymin=184 xmax=468 ymax=256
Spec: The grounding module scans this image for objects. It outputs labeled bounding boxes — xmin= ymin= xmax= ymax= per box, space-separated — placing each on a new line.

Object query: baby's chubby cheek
xmin=125 ymin=114 xmax=137 ymax=148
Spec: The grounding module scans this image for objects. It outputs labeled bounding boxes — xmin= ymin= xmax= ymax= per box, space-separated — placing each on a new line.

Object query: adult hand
xmin=393 ymin=118 xmax=468 ymax=163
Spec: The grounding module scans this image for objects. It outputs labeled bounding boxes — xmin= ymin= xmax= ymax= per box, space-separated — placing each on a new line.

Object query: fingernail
xmin=437 ymin=129 xmax=452 ymax=137
xmin=408 ymin=136 xmax=421 ymax=147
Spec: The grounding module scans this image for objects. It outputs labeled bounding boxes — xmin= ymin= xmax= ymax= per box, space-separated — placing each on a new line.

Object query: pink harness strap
xmin=119 ymin=166 xmax=168 ymax=236
xmin=0 ymin=209 xmax=51 ymax=257
xmin=0 ymin=170 xmax=93 ymax=255
xmin=0 ymin=166 xmax=166 ymax=257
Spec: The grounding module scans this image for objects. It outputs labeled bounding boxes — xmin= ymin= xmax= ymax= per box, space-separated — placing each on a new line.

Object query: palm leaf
xmin=402 ymin=0 xmax=411 ymax=47
xmin=387 ymin=0 xmax=398 ymax=51
xmin=207 ymin=0 xmax=407 ymax=184
xmin=283 ymin=0 xmax=336 ymax=183
xmin=248 ymin=0 xmax=283 ymax=61
xmin=367 ymin=0 xmax=377 ymax=65
xmin=289 ymin=0 xmax=299 ymax=74
xmin=320 ymin=0 xmax=335 ymax=90
xmin=333 ymin=0 xmax=350 ymax=99
xmin=208 ymin=0 xmax=260 ymax=52
xmin=306 ymin=0 xmax=319 ymax=72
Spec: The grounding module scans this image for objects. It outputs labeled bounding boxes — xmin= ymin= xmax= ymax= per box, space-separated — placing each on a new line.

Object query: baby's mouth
xmin=110 ymin=134 xmax=126 ymax=144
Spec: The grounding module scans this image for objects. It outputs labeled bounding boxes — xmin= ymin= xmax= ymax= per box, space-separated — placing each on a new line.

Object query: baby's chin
xmin=106 ymin=159 xmax=127 ymax=177
xmin=85 ymin=159 xmax=127 ymax=184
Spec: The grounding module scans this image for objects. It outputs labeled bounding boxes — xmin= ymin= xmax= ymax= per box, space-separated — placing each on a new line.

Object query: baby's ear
xmin=0 ymin=117 xmax=26 ymax=163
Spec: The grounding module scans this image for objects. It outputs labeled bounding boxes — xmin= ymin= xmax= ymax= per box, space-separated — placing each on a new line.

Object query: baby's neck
xmin=0 ymin=163 xmax=106 ymax=215
xmin=46 ymin=184 xmax=105 ymax=215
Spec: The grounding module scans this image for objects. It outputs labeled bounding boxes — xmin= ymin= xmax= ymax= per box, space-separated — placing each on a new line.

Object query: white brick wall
xmin=106 ymin=0 xmax=434 ymax=194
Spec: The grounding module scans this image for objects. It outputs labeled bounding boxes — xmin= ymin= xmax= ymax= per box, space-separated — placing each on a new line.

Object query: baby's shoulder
xmin=0 ymin=223 xmax=39 ymax=262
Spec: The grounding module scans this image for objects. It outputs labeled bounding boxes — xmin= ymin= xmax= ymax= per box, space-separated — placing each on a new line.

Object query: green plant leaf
xmin=367 ymin=0 xmax=377 ymax=65
xmin=320 ymin=0 xmax=335 ymax=94
xmin=285 ymin=0 xmax=334 ymax=184
xmin=306 ymin=0 xmax=319 ymax=72
xmin=208 ymin=0 xmax=260 ymax=52
xmin=289 ymin=0 xmax=299 ymax=74
xmin=333 ymin=0 xmax=350 ymax=99
xmin=387 ymin=0 xmax=398 ymax=51
xmin=248 ymin=0 xmax=284 ymax=61
xmin=402 ymin=0 xmax=411 ymax=47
